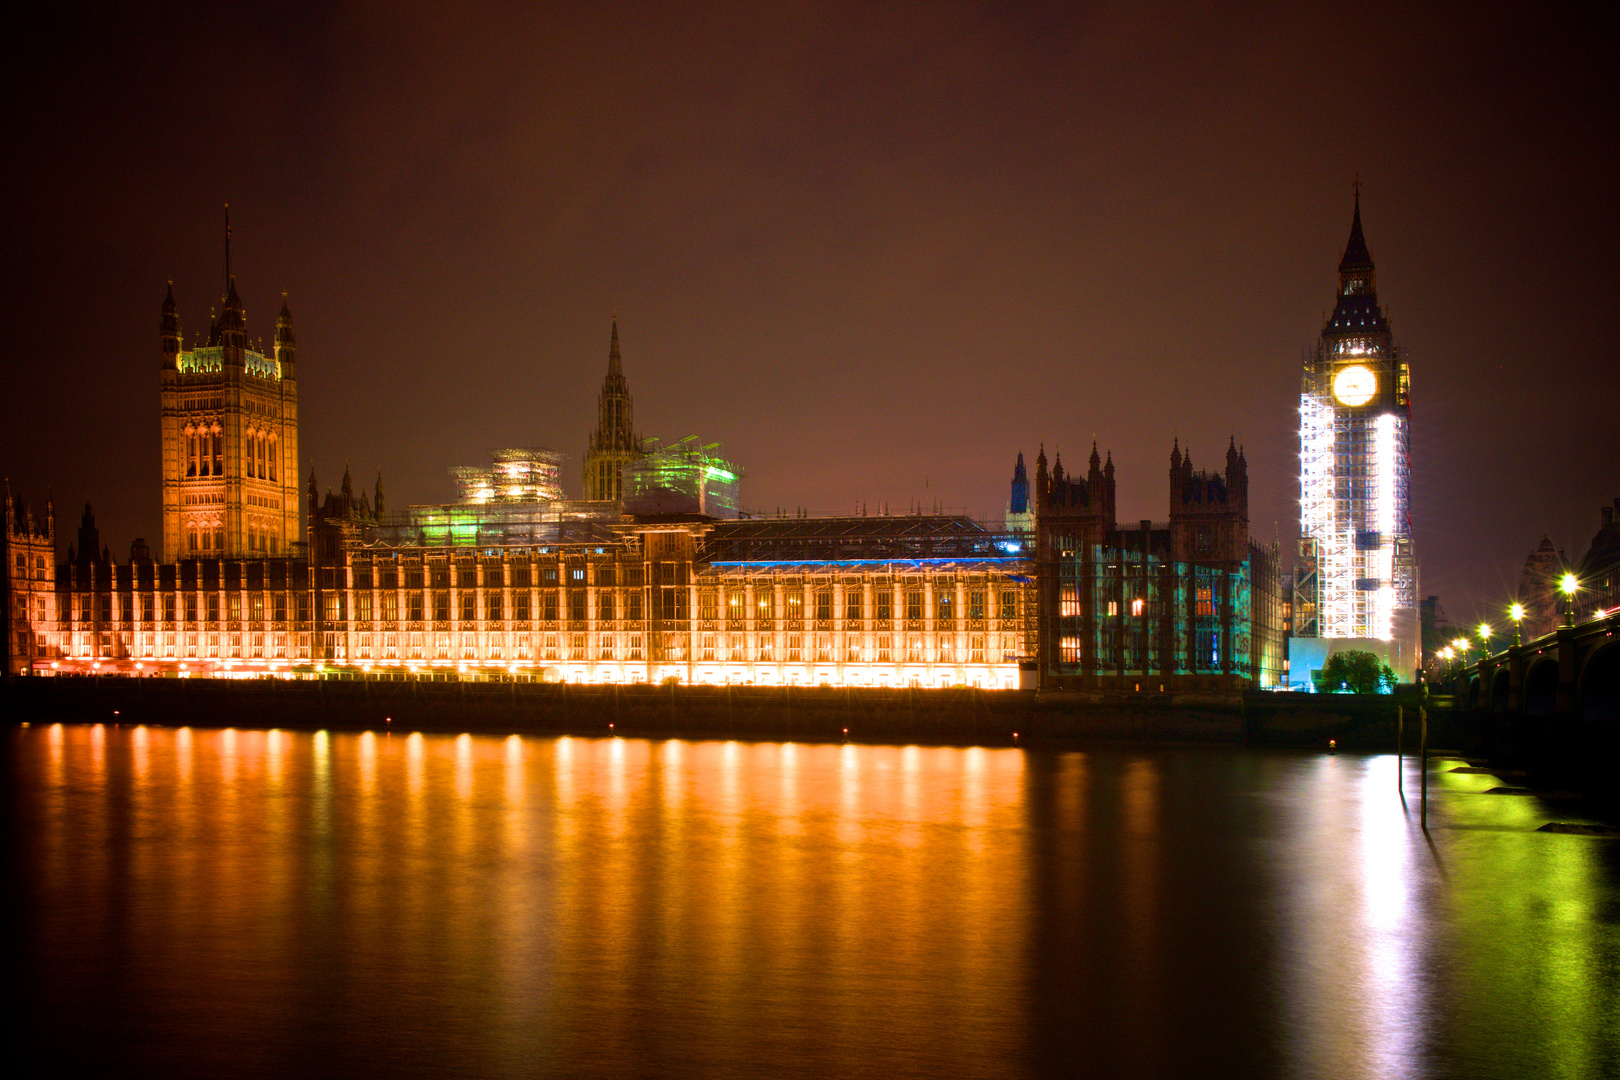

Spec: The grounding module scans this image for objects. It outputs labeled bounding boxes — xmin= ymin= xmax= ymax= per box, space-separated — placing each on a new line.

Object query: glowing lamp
xmin=1478 ymin=623 xmax=1490 ymax=641
xmin=1560 ymin=572 xmax=1578 ymax=596
xmin=1510 ymin=603 xmax=1525 ymax=622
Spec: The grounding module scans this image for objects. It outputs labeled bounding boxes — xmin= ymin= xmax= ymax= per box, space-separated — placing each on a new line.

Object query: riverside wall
xmin=3 ymin=675 xmax=1435 ymax=749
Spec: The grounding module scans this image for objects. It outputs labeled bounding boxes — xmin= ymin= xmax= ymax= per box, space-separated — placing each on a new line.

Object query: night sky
xmin=4 ymin=2 xmax=1615 ymax=625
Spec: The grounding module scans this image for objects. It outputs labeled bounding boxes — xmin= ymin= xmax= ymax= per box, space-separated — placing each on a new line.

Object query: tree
xmin=1318 ymin=649 xmax=1397 ymax=694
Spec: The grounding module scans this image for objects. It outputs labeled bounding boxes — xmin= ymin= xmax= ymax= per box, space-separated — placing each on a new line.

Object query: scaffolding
xmin=624 ymin=436 xmax=741 ymax=519
xmin=451 ymin=448 xmax=566 ymax=504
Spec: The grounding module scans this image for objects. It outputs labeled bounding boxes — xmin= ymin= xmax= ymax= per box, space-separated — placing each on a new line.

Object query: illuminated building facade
xmin=1292 ymin=195 xmax=1419 ymax=683
xmin=3 ymin=485 xmax=57 ymax=676
xmin=159 ymin=261 xmax=301 ymax=562
xmin=1032 ymin=442 xmax=1285 ymax=692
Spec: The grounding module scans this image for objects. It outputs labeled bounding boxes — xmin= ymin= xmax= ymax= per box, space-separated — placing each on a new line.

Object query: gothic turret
xmin=1009 ymin=452 xmax=1028 ymax=515
xmin=583 ymin=318 xmax=644 ymax=502
xmin=374 ymin=472 xmax=386 ymax=518
xmin=275 ymin=291 xmax=297 ymax=379
xmin=160 ymin=283 xmax=181 ymax=369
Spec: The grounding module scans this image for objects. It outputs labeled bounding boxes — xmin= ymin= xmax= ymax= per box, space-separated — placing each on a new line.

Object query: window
xmin=461 ymin=593 xmax=476 ymax=622
xmin=729 ymin=634 xmax=744 ymax=661
xmin=970 ymin=635 xmax=984 ymax=664
xmin=877 ymin=592 xmax=892 ymax=622
xmin=937 ymin=593 xmax=954 ymax=625
xmin=542 ymin=592 xmax=558 ymax=621
xmin=487 ymin=592 xmax=503 ymax=621
xmin=699 ymin=591 xmax=718 ymax=621
xmin=513 ymin=592 xmax=529 ymax=621
xmin=785 ymin=593 xmax=802 ymax=621
xmin=434 ymin=592 xmax=450 ymax=622
xmin=906 ymin=592 xmax=922 ymax=621
xmin=600 ymin=634 xmax=615 ymax=659
xmin=845 ymin=592 xmax=862 ymax=622
xmin=569 ymin=592 xmax=586 ymax=623
xmin=815 ymin=591 xmax=832 ymax=622
xmin=623 ymin=592 xmax=639 ymax=621
xmin=969 ymin=591 xmax=985 ymax=620
xmin=599 ymin=592 xmax=614 ymax=622
xmin=212 ymin=432 xmax=223 ymax=475
xmin=757 ymin=592 xmax=775 ymax=620
xmin=382 ymin=592 xmax=397 ymax=621
xmin=787 ymin=634 xmax=802 ymax=662
xmin=1000 ymin=591 xmax=1016 ymax=620
xmin=701 ymin=633 xmax=716 ymax=661
xmin=356 ymin=592 xmax=372 ymax=622
xmin=728 ymin=591 xmax=745 ymax=623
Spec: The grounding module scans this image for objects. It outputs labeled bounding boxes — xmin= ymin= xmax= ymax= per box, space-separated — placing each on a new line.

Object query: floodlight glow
xmin=1560 ymin=573 xmax=1578 ymax=596
xmin=1477 ymin=623 xmax=1490 ymax=642
xmin=1510 ymin=602 xmax=1525 ymax=622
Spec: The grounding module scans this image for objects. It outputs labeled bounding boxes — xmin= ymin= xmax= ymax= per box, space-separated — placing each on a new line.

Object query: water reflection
xmin=12 ymin=728 xmax=1620 ymax=1079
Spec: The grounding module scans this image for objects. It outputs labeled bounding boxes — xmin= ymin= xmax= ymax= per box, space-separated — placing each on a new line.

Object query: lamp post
xmin=1510 ymin=602 xmax=1524 ymax=646
xmin=1477 ymin=623 xmax=1491 ymax=661
xmin=1560 ymin=572 xmax=1578 ymax=628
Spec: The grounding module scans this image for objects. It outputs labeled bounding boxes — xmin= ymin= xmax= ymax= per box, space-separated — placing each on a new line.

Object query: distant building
xmin=1516 ymin=536 xmax=1565 ymax=639
xmin=1030 ymin=441 xmax=1284 ymax=692
xmin=1576 ymin=498 xmax=1620 ymax=620
xmin=1292 ymin=193 xmax=1420 ymax=683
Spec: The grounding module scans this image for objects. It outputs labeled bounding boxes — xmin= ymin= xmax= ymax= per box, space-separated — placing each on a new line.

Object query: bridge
xmin=1459 ymin=612 xmax=1620 ymax=723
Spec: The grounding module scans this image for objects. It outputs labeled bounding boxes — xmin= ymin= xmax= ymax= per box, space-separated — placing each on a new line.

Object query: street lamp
xmin=1560 ymin=572 xmax=1578 ymax=627
xmin=1509 ymin=601 xmax=1525 ymax=646
xmin=1477 ymin=623 xmax=1491 ymax=660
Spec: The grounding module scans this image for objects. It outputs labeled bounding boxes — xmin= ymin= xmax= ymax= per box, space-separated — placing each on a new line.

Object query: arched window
xmin=187 ymin=433 xmax=198 ymax=477
xmin=268 ymin=434 xmax=277 ymax=482
xmin=212 ymin=431 xmax=223 ymax=476
xmin=188 ymin=529 xmax=198 ymax=552
xmin=214 ymin=528 xmax=225 ymax=552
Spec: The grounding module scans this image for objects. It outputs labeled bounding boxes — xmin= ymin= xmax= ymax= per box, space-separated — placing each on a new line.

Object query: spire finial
xmin=223 ymin=203 xmax=232 ymax=297
xmin=608 ymin=317 xmax=621 ymax=374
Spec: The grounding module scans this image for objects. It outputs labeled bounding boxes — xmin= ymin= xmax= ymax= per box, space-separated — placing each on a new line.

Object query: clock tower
xmin=1292 ymin=192 xmax=1419 ymax=681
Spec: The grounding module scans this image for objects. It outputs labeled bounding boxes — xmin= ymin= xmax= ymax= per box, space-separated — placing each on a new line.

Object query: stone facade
xmin=159 ymin=275 xmax=300 ymax=562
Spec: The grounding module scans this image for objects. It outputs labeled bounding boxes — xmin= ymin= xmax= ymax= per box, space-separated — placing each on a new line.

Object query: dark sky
xmin=4 ymin=1 xmax=1616 ymax=626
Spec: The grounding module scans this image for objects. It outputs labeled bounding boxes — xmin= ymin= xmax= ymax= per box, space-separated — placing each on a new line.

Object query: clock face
xmin=1333 ymin=364 xmax=1377 ymax=407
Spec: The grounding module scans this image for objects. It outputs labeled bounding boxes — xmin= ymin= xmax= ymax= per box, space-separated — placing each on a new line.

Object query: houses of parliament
xmin=4 ymin=233 xmax=1289 ymax=693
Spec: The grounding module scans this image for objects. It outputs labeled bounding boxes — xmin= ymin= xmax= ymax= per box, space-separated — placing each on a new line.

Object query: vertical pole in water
xmin=1397 ymin=704 xmax=1404 ymax=795
xmin=1419 ymin=705 xmax=1429 ymax=830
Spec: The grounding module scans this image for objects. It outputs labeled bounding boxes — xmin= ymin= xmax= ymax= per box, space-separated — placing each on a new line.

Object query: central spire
xmin=609 ymin=316 xmax=622 ymax=376
xmin=1339 ymin=188 xmax=1373 ymax=273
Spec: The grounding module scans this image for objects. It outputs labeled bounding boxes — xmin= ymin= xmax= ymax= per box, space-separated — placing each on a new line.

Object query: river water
xmin=12 ymin=723 xmax=1619 ymax=1078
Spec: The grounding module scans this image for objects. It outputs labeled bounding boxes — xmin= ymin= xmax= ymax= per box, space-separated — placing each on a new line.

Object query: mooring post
xmin=1397 ymin=704 xmax=1404 ymax=795
xmin=1419 ymin=705 xmax=1429 ymax=830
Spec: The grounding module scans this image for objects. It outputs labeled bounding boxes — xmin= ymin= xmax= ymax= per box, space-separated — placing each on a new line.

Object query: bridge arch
xmin=1490 ymin=667 xmax=1512 ymax=713
xmin=1579 ymin=641 xmax=1620 ymax=723
xmin=1466 ymin=674 xmax=1482 ymax=711
xmin=1524 ymin=655 xmax=1559 ymax=717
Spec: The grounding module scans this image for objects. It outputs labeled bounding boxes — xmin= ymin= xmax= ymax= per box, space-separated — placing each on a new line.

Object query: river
xmin=12 ymin=723 xmax=1619 ymax=1078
